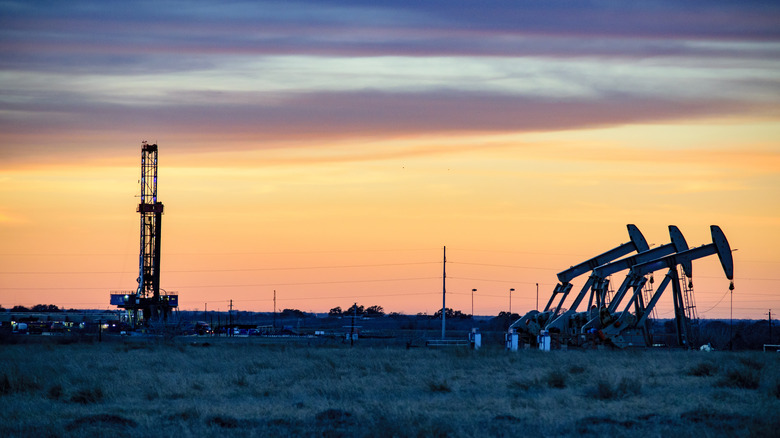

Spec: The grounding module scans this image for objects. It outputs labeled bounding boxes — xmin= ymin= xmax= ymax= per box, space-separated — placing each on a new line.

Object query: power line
xmin=450 ymin=247 xmax=591 ymax=257
xmin=0 ymin=261 xmax=439 ymax=275
xmin=448 ymin=276 xmax=542 ymax=285
xmin=231 ymin=292 xmax=440 ymax=303
xmin=698 ymin=289 xmax=731 ymax=314
xmin=696 ymin=275 xmax=780 ymax=281
xmin=0 ymin=276 xmax=440 ymax=291
xmin=156 ymin=276 xmax=440 ymax=289
xmin=449 ymin=262 xmax=557 ymax=270
xmin=0 ymin=248 xmax=439 ymax=257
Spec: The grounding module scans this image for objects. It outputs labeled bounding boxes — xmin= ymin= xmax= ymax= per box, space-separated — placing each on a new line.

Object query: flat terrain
xmin=1 ymin=339 xmax=778 ymax=437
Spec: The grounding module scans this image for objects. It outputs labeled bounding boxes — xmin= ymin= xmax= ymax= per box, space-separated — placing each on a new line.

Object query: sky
xmin=1 ymin=0 xmax=779 ymax=320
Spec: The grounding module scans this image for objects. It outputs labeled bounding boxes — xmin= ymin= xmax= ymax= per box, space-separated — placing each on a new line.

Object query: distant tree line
xmin=2 ymin=304 xmax=62 ymax=313
xmin=279 ymin=308 xmax=308 ymax=318
xmin=328 ymin=304 xmax=385 ymax=318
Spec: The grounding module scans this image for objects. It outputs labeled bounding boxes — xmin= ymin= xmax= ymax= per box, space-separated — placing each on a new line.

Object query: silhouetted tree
xmin=365 ymin=305 xmax=385 ymax=317
xmin=432 ymin=308 xmax=468 ymax=319
xmin=31 ymin=304 xmax=60 ymax=312
xmin=346 ymin=304 xmax=364 ymax=316
xmin=494 ymin=311 xmax=521 ymax=330
xmin=328 ymin=307 xmax=343 ymax=317
xmin=281 ymin=308 xmax=306 ymax=318
xmin=11 ymin=305 xmax=30 ymax=312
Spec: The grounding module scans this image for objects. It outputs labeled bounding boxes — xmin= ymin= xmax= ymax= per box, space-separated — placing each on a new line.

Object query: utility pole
xmin=351 ymin=302 xmax=357 ymax=347
xmin=204 ymin=302 xmax=207 ymax=322
xmin=273 ymin=290 xmax=277 ymax=332
xmin=442 ymin=246 xmax=446 ymax=340
xmin=229 ymin=299 xmax=233 ymax=337
xmin=769 ymin=309 xmax=773 ymax=344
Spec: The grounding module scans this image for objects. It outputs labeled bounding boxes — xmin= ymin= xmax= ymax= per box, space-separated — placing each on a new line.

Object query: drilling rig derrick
xmin=110 ymin=141 xmax=178 ymax=328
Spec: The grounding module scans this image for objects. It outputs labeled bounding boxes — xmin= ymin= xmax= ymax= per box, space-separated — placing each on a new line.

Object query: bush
xmin=546 ymin=370 xmax=567 ymax=389
xmin=687 ymin=361 xmax=718 ymax=377
xmin=508 ymin=378 xmax=538 ymax=392
xmin=771 ymin=380 xmax=780 ymax=399
xmin=593 ymin=380 xmax=617 ymax=400
xmin=234 ymin=375 xmax=249 ymax=387
xmin=47 ymin=384 xmax=64 ymax=400
xmin=590 ymin=377 xmax=641 ymax=400
xmin=738 ymin=357 xmax=763 ymax=371
xmin=0 ymin=374 xmax=11 ymax=395
xmin=0 ymin=373 xmax=42 ymax=395
xmin=70 ymin=387 xmax=104 ymax=404
xmin=66 ymin=414 xmax=137 ymax=432
xmin=315 ymin=409 xmax=353 ymax=426
xmin=207 ymin=415 xmax=239 ymax=429
xmin=717 ymin=367 xmax=760 ymax=390
xmin=427 ymin=380 xmax=451 ymax=393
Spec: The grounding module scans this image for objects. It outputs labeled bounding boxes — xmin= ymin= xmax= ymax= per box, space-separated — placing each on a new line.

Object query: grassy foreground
xmin=1 ymin=340 xmax=778 ymax=437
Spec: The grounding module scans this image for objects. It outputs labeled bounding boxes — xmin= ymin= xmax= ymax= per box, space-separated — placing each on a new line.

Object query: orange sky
xmin=1 ymin=1 xmax=779 ymax=319
xmin=2 ymin=123 xmax=778 ymax=319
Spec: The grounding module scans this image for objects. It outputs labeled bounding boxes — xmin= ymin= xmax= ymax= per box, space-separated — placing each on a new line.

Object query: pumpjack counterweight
xmin=110 ymin=142 xmax=178 ymax=327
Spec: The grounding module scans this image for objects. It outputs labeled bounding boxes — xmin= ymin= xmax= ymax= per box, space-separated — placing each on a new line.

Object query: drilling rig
xmin=110 ymin=141 xmax=178 ymax=328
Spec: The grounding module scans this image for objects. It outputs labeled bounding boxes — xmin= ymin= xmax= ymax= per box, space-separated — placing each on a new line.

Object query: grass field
xmin=1 ymin=339 xmax=778 ymax=437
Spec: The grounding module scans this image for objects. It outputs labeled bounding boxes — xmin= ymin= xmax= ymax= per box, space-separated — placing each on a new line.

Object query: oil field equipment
xmin=110 ymin=142 xmax=178 ymax=327
xmin=598 ymin=225 xmax=734 ymax=348
xmin=509 ymin=224 xmax=649 ymax=344
xmin=509 ymin=225 xmax=734 ymax=349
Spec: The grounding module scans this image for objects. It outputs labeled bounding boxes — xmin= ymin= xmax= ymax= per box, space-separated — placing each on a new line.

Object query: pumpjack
xmin=546 ymin=225 xmax=690 ymax=344
xmin=597 ymin=226 xmax=734 ymax=348
xmin=509 ymin=224 xmax=649 ymax=343
xmin=509 ymin=225 xmax=734 ymax=349
xmin=110 ymin=142 xmax=178 ymax=327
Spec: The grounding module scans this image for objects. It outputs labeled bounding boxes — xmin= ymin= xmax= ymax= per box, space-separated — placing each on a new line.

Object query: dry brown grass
xmin=0 ymin=340 xmax=778 ymax=437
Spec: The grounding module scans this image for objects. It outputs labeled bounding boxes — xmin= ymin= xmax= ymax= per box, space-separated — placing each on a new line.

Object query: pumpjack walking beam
xmin=602 ymin=225 xmax=734 ymax=348
xmin=541 ymin=225 xmax=649 ymax=335
xmin=591 ymin=225 xmax=690 ymax=315
xmin=545 ymin=224 xmax=650 ymax=317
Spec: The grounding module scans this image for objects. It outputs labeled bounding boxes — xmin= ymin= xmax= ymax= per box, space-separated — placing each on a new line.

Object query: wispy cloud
xmin=1 ymin=0 xmax=779 ymax=163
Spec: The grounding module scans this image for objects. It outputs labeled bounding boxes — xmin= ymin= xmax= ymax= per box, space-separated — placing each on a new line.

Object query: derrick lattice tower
xmin=138 ymin=141 xmax=164 ymax=311
xmin=110 ymin=141 xmax=177 ymax=327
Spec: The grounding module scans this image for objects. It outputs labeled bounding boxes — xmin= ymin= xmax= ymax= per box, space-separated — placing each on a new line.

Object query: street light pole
xmin=509 ymin=288 xmax=515 ymax=315
xmin=442 ymin=246 xmax=446 ymax=340
xmin=729 ymin=281 xmax=734 ymax=350
xmin=471 ymin=289 xmax=477 ymax=318
xmin=536 ymin=283 xmax=539 ymax=311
